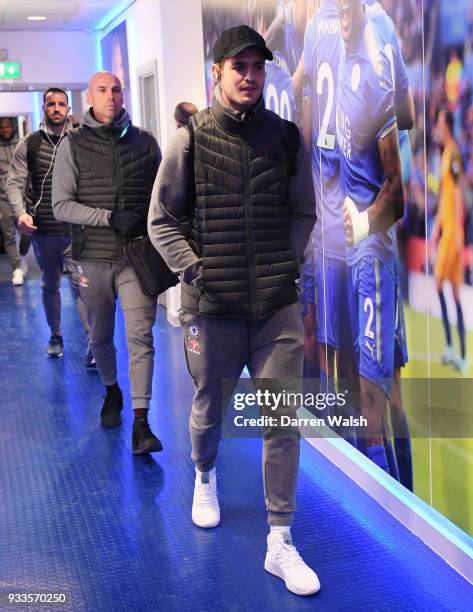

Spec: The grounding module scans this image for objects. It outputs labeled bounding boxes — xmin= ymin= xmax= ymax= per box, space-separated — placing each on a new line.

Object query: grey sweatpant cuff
xmin=132 ymin=400 xmax=150 ymax=411
xmin=194 ymin=458 xmax=216 ymax=473
xmin=268 ymin=512 xmax=294 ymax=527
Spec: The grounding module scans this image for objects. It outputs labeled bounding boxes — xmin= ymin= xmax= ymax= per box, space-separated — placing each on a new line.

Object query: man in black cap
xmin=149 ymin=26 xmax=318 ymax=595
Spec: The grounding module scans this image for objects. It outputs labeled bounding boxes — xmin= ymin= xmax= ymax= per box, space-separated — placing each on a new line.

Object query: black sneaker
xmin=46 ymin=334 xmax=64 ymax=358
xmin=132 ymin=419 xmax=163 ymax=455
xmin=100 ymin=384 xmax=123 ymax=427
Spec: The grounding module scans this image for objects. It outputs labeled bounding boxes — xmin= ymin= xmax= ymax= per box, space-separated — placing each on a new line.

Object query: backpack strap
xmin=178 ymin=122 xmax=196 ymax=241
xmin=186 ymin=121 xmax=196 ymax=206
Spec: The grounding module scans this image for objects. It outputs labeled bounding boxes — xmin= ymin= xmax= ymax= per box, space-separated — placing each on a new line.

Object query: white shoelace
xmin=273 ymin=541 xmax=304 ymax=570
xmin=195 ymin=481 xmax=217 ymax=505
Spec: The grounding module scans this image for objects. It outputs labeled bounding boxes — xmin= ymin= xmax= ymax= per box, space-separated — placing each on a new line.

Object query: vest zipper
xmin=112 ymin=138 xmax=124 ymax=262
xmin=241 ymin=141 xmax=256 ymax=318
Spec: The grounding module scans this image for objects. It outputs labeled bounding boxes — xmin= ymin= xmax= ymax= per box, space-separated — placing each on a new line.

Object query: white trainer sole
xmin=264 ymin=558 xmax=320 ymax=596
xmin=191 ymin=510 xmax=220 ymax=529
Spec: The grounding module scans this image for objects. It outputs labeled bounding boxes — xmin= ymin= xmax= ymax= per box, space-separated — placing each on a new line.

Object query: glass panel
xmin=200 ymin=0 xmax=473 ymax=538
xmin=425 ymin=0 xmax=473 ymax=535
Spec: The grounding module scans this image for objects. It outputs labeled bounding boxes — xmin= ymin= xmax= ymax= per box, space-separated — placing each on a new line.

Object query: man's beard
xmin=46 ymin=115 xmax=67 ymax=127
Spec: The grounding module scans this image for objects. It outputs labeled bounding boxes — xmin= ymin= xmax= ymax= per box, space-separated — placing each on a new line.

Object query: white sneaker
xmin=453 ymin=356 xmax=468 ymax=375
xmin=264 ymin=531 xmax=320 ymax=596
xmin=12 ymin=268 xmax=24 ymax=286
xmin=192 ymin=467 xmax=220 ymax=528
xmin=441 ymin=345 xmax=455 ymax=365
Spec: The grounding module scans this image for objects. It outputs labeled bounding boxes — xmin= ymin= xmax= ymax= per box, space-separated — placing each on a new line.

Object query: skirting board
xmin=299 ymin=408 xmax=473 ymax=585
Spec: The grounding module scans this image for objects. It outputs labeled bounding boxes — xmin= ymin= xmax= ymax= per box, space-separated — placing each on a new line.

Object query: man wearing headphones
xmin=149 ymin=26 xmax=318 ymax=595
xmin=7 ymin=88 xmax=86 ymax=359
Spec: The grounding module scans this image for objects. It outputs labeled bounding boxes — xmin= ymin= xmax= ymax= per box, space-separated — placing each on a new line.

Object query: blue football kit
xmin=303 ymin=0 xmax=350 ymax=349
xmin=337 ymin=13 xmax=397 ymax=394
xmin=363 ymin=2 xmax=413 ymax=486
xmin=366 ymin=0 xmax=411 ymax=368
xmin=365 ymin=0 xmax=410 ymax=118
xmin=304 ymin=1 xmax=345 ymax=262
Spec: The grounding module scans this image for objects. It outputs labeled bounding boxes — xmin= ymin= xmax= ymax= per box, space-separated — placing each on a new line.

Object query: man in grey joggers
xmin=52 ymin=71 xmax=163 ymax=456
xmin=149 ymin=25 xmax=319 ymax=596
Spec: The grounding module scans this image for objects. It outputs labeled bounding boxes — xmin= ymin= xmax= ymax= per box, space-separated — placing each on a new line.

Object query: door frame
xmin=136 ymin=60 xmax=160 ymax=141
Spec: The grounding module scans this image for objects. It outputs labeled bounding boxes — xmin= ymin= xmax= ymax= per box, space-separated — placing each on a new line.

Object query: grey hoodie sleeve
xmin=52 ymin=137 xmax=112 ymax=226
xmin=6 ymin=139 xmax=28 ymax=219
xmin=147 ymin=128 xmax=201 ymax=281
xmin=288 ymin=131 xmax=316 ymax=266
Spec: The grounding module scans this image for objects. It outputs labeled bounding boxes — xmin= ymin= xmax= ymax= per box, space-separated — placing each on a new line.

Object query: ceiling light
xmin=27 ymin=16 xmax=47 ymax=21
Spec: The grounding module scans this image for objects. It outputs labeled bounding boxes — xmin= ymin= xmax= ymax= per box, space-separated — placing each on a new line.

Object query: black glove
xmin=109 ymin=210 xmax=143 ymax=233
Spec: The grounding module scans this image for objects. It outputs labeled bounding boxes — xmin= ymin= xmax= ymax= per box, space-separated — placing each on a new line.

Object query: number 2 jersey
xmin=303 ymin=0 xmax=345 ymax=261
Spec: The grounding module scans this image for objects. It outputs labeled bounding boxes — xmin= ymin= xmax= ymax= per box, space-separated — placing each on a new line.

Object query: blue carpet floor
xmin=0 ymin=278 xmax=472 ymax=611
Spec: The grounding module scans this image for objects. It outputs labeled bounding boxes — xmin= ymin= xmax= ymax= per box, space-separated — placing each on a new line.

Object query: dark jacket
xmin=52 ymin=109 xmax=161 ymax=262
xmin=181 ymin=97 xmax=301 ymax=318
xmin=26 ymin=131 xmax=70 ymax=235
xmin=148 ymin=88 xmax=316 ymax=320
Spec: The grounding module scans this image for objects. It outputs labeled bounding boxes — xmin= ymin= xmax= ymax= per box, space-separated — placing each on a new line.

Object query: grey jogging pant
xmin=181 ymin=302 xmax=304 ymax=526
xmin=75 ymin=260 xmax=157 ymax=410
xmin=0 ymin=200 xmax=20 ymax=271
xmin=63 ymin=244 xmax=90 ymax=348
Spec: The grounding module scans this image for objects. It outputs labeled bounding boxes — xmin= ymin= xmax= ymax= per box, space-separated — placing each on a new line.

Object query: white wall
xmin=101 ymin=0 xmax=206 ymax=149
xmin=0 ymin=30 xmax=99 ymax=130
xmin=155 ymin=0 xmax=207 ymax=147
xmin=0 ymin=31 xmax=99 ymax=86
xmin=0 ymin=92 xmax=38 ymax=116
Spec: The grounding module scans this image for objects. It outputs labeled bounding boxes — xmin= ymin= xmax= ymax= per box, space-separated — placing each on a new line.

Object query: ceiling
xmin=0 ymin=0 xmax=136 ymax=31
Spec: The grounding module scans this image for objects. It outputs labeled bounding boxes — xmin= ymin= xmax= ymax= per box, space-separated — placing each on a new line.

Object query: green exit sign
xmin=0 ymin=61 xmax=20 ymax=79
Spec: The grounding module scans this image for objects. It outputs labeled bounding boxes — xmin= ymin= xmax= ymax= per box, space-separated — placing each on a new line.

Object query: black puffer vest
xmin=68 ymin=122 xmax=158 ymax=261
xmin=181 ymin=97 xmax=300 ymax=319
xmin=27 ymin=131 xmax=69 ymax=235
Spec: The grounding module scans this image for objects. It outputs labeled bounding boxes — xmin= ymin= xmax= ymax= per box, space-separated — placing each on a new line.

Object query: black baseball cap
xmin=212 ymin=25 xmax=273 ymax=63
